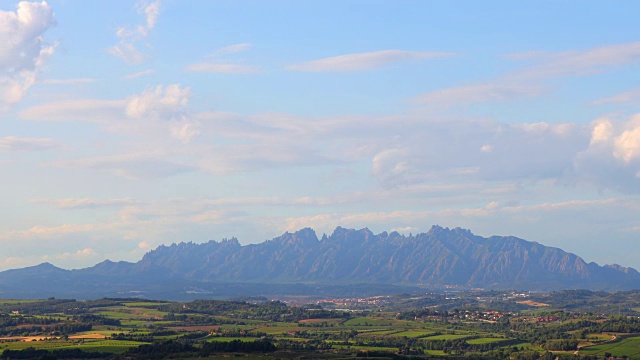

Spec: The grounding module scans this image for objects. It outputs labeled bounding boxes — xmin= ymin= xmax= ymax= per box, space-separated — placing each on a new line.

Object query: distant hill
xmin=0 ymin=226 xmax=638 ymax=299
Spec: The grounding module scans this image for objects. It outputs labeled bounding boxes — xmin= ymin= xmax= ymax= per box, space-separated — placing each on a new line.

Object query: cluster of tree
xmin=1 ymin=347 xmax=110 ymax=359
xmin=0 ymin=315 xmax=59 ymax=326
xmin=200 ymin=339 xmax=276 ymax=353
xmin=113 ymin=339 xmax=276 ymax=360
xmin=276 ymin=338 xmax=331 ymax=350
xmin=72 ymin=314 xmax=121 ymax=326
xmin=162 ymin=312 xmax=244 ymax=325
xmin=159 ymin=299 xmax=347 ymax=323
xmin=0 ymin=299 xmax=78 ymax=315
xmin=0 ymin=321 xmax=93 ymax=337
xmin=542 ymin=339 xmax=578 ymax=351
xmin=158 ymin=299 xmax=257 ymax=316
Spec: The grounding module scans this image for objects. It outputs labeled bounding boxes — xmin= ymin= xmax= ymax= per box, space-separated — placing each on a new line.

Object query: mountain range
xmin=0 ymin=226 xmax=638 ymax=299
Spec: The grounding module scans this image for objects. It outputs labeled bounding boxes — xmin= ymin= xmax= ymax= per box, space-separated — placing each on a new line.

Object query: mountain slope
xmin=0 ymin=226 xmax=638 ymax=299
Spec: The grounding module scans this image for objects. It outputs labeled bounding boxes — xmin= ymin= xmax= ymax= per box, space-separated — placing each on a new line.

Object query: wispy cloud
xmin=287 ymin=50 xmax=454 ymax=72
xmin=31 ymin=198 xmax=140 ymax=210
xmin=412 ymin=42 xmax=640 ymax=109
xmin=0 ymin=136 xmax=60 ymax=152
xmin=210 ymin=43 xmax=252 ymax=56
xmin=186 ymin=63 xmax=259 ymax=74
xmin=187 ymin=43 xmax=259 ymax=74
xmin=412 ymin=83 xmax=543 ymax=107
xmin=50 ymin=153 xmax=196 ymax=180
xmin=519 ymin=42 xmax=640 ymax=78
xmin=42 ymin=78 xmax=97 ymax=85
xmin=123 ymin=69 xmax=155 ymax=80
xmin=109 ymin=0 xmax=160 ymax=63
xmin=19 ymin=99 xmax=126 ymax=122
xmin=592 ymin=88 xmax=640 ymax=105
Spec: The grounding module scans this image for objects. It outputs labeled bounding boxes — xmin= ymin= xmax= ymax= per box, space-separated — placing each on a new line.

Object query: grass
xmin=421 ymin=334 xmax=470 ymax=341
xmin=579 ymin=336 xmax=640 ymax=359
xmin=467 ymin=337 xmax=507 ymax=344
xmin=391 ymin=330 xmax=436 ymax=338
xmin=342 ymin=317 xmax=398 ymax=326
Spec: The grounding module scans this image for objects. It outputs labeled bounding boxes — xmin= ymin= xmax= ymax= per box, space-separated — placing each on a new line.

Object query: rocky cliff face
xmin=87 ymin=225 xmax=640 ymax=289
xmin=1 ymin=226 xmax=638 ymax=297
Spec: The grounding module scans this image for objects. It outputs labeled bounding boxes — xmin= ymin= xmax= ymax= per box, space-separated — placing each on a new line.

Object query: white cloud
xmin=126 ymin=84 xmax=189 ymax=118
xmin=42 ymin=78 xmax=96 ymax=85
xmin=20 ymin=84 xmax=198 ymax=142
xmin=187 ymin=43 xmax=259 ymax=74
xmin=521 ymin=42 xmax=640 ymax=78
xmin=0 ymin=136 xmax=59 ymax=151
xmin=288 ymin=50 xmax=454 ymax=72
xmin=51 ymin=153 xmax=196 ymax=179
xmin=210 ymin=43 xmax=252 ymax=56
xmin=592 ymin=88 xmax=640 ymax=105
xmin=31 ymin=197 xmax=139 ymax=210
xmin=186 ymin=62 xmax=259 ymax=74
xmin=413 ymin=83 xmax=542 ymax=107
xmin=413 ymin=42 xmax=640 ymax=109
xmin=123 ymin=69 xmax=155 ymax=79
xmin=126 ymin=84 xmax=200 ymax=142
xmin=109 ymin=0 xmax=160 ymax=63
xmin=0 ymin=1 xmax=56 ymax=107
xmin=19 ymin=99 xmax=126 ymax=122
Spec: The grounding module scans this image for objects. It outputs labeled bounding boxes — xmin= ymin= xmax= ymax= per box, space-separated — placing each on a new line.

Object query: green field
xmin=579 ymin=336 xmax=640 ymax=359
xmin=467 ymin=337 xmax=507 ymax=344
xmin=422 ymin=334 xmax=470 ymax=340
xmin=2 ymin=293 xmax=640 ymax=359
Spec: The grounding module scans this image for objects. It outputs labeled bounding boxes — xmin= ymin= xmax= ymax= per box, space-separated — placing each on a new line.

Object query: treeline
xmin=72 ymin=314 xmax=121 ymax=326
xmin=159 ymin=299 xmax=349 ymax=322
xmin=1 ymin=347 xmax=111 ymax=359
xmin=111 ymin=339 xmax=276 ymax=360
xmin=0 ymin=314 xmax=59 ymax=327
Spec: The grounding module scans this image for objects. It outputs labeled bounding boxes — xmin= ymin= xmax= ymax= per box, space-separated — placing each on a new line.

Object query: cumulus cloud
xmin=126 ymin=84 xmax=189 ymax=118
xmin=573 ymin=115 xmax=640 ymax=192
xmin=361 ymin=113 xmax=640 ymax=193
xmin=126 ymin=84 xmax=200 ymax=142
xmin=0 ymin=1 xmax=56 ymax=107
xmin=109 ymin=0 xmax=160 ymax=63
xmin=288 ymin=50 xmax=454 ymax=72
xmin=0 ymin=136 xmax=59 ymax=151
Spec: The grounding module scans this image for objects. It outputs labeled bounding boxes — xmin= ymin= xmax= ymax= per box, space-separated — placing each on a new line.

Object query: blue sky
xmin=1 ymin=0 xmax=640 ymax=271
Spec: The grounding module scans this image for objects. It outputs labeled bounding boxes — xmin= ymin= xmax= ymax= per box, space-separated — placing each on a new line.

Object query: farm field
xmin=579 ymin=336 xmax=640 ymax=358
xmin=1 ymin=292 xmax=640 ymax=359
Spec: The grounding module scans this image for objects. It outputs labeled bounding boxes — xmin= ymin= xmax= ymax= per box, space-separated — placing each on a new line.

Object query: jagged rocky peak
xmin=273 ymin=227 xmax=319 ymax=247
xmin=219 ymin=237 xmax=241 ymax=247
xmin=606 ymin=264 xmax=639 ymax=274
xmin=5 ymin=225 xmax=638 ymax=293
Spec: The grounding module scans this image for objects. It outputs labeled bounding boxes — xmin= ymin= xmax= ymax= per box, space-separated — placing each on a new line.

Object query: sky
xmin=1 ymin=1 xmax=640 ymax=271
